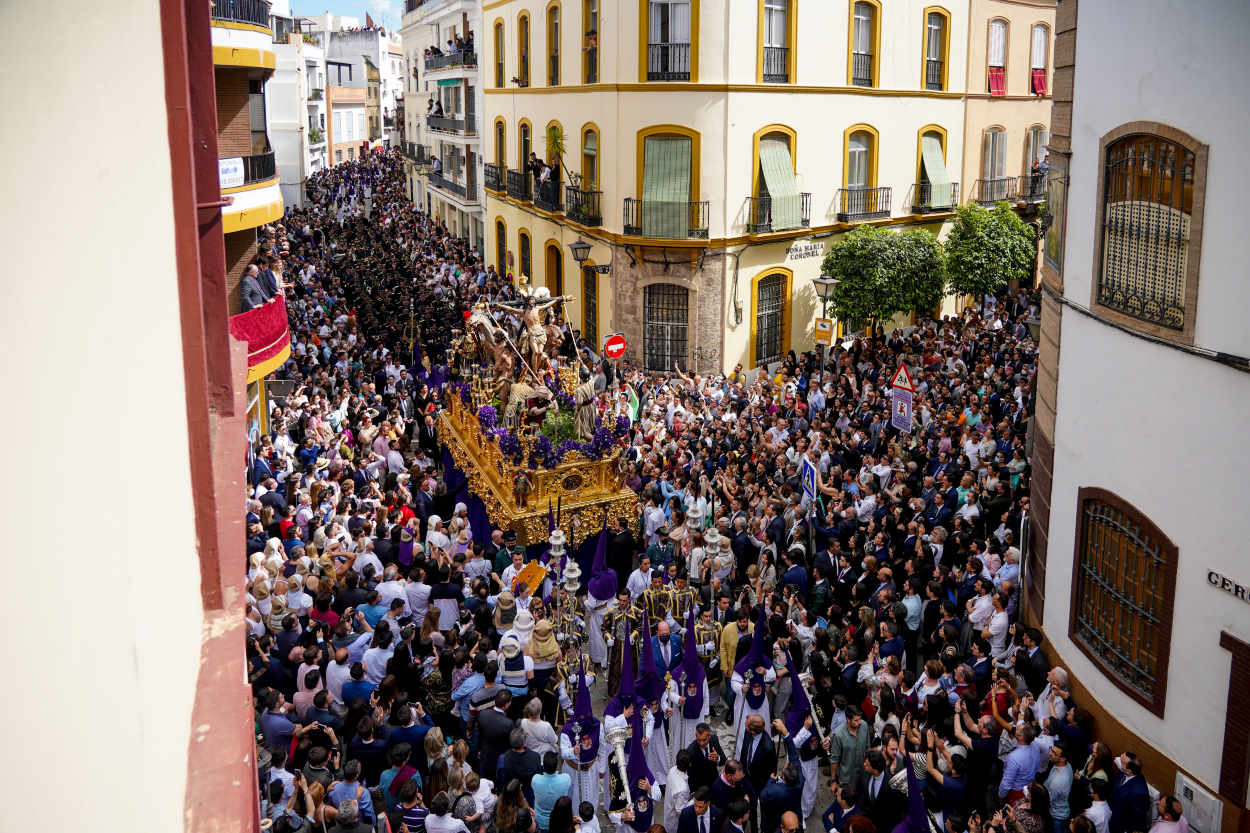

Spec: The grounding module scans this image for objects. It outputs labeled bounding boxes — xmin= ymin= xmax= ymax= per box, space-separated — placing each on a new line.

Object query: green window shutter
xmin=758 ymin=137 xmax=801 ymax=230
xmin=642 ymin=135 xmax=692 ymax=237
xmin=920 ymin=134 xmax=952 ymax=207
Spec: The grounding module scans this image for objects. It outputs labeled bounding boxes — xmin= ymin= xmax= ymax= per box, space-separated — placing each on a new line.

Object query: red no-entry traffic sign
xmin=603 ymin=332 xmax=627 ymax=359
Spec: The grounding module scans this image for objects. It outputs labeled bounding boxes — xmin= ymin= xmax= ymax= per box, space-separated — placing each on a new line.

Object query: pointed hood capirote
xmin=678 ymin=605 xmax=706 ymax=719
xmin=605 ymin=617 xmax=639 ymax=717
xmin=562 ymin=656 xmax=600 ymax=762
xmin=635 ymin=604 xmax=666 ymax=705
xmin=587 ymin=517 xmax=617 ymax=601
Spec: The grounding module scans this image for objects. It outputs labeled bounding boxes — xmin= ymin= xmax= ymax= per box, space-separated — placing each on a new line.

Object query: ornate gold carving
xmin=439 ymin=392 xmax=636 ymax=547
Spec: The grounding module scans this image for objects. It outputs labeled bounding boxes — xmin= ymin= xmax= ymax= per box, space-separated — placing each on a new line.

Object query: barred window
xmin=643 ymin=283 xmax=688 ymax=372
xmin=754 ymin=273 xmax=786 ymax=367
xmin=1070 ymin=488 xmax=1177 ymax=716
xmin=495 ymin=220 xmax=507 ymax=274
xmin=519 ymin=231 xmax=532 ymax=280
xmin=1096 ymin=129 xmax=1203 ymax=334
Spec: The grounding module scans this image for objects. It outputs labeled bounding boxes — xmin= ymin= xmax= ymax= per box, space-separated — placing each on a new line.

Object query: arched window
xmin=759 ymin=0 xmax=793 ymax=84
xmin=849 ymin=1 xmax=879 ymax=87
xmin=1072 ymin=488 xmax=1177 ymax=716
xmin=987 ymin=19 xmax=1008 ymax=95
xmin=643 ymin=284 xmax=689 ymax=371
xmin=847 ymin=130 xmax=873 ymax=188
xmin=518 ymin=12 xmax=531 ymax=87
xmin=493 ymin=21 xmax=505 ymax=87
xmin=752 ymin=271 xmax=789 ymax=367
xmin=915 ymin=127 xmax=954 ymax=211
xmin=581 ymin=125 xmax=599 ymax=188
xmin=494 ymin=119 xmax=507 ymax=170
xmin=633 ymin=125 xmax=703 ymax=238
xmin=519 ymin=230 xmax=532 ymax=280
xmin=582 ymin=266 xmax=598 ymax=345
xmin=752 ymin=127 xmax=803 ymax=232
xmin=979 ymin=127 xmax=1009 ymax=202
xmin=583 ymin=0 xmax=600 ymax=83
xmin=1030 ymin=24 xmax=1050 ymax=94
xmin=1096 ymin=129 xmax=1202 ymax=333
xmin=547 ymin=2 xmax=561 ymax=85
xmin=544 ymin=241 xmax=564 ymax=296
xmin=923 ymin=8 xmax=949 ymax=91
xmin=644 ymin=0 xmax=695 ymax=81
xmin=495 ymin=219 xmax=507 ymax=274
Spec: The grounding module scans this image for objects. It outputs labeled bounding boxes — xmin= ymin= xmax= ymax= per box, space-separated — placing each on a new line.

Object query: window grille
xmin=643 ymin=284 xmax=689 ymax=371
xmin=755 ymin=274 xmax=786 ymax=367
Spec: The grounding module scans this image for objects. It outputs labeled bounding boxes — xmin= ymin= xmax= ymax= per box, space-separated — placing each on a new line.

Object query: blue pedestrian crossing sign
xmin=801 ymin=457 xmax=818 ymax=505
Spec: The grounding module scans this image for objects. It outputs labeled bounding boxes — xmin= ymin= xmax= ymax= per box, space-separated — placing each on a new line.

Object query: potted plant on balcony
xmin=309 ymin=128 xmax=324 ymax=144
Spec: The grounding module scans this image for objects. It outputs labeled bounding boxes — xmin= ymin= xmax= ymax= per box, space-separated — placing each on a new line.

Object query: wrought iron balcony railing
xmin=623 ymin=198 xmax=710 ymax=239
xmin=762 ymin=46 xmax=789 ymax=83
xmin=647 ymin=42 xmax=691 ymax=81
xmin=851 ymin=52 xmax=873 ymax=86
xmin=211 ymin=0 xmax=271 ymax=28
xmin=565 ymin=186 xmax=603 ymax=226
xmin=428 ymin=171 xmax=478 ymax=203
xmin=427 ymin=115 xmax=475 ymax=135
xmin=534 ymin=169 xmax=563 ymax=212
xmin=746 ymin=193 xmax=812 ymax=234
xmin=425 ymin=51 xmax=477 ymax=71
xmin=925 ymin=59 xmax=943 ymax=90
xmin=506 ymin=169 xmax=532 ymax=201
xmin=974 ymin=177 xmax=1018 ymax=205
xmin=906 ymin=181 xmax=959 ymax=213
xmin=1018 ymin=173 xmax=1047 ymax=202
xmin=835 ymin=186 xmax=891 ymax=222
xmin=484 ymin=163 xmax=503 ymax=192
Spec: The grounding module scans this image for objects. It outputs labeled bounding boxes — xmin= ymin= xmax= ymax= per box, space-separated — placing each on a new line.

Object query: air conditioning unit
xmin=1176 ymin=772 xmax=1222 ymax=833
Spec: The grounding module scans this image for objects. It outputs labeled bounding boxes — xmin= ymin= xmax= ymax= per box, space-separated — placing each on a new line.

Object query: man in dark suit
xmin=709 ymin=764 xmax=754 ymax=822
xmin=476 ymin=690 xmax=515 ymax=785
xmin=240 ymin=265 xmax=268 ymax=312
xmin=739 ymin=715 xmax=777 ymax=797
xmin=652 ymin=622 xmax=683 ymax=676
xmin=257 ymin=255 xmax=279 ymax=298
xmin=759 ymin=721 xmax=804 ymax=833
xmin=417 ymin=413 xmax=439 ymax=454
xmin=1109 ymin=754 xmax=1151 ymax=833
xmin=861 ymin=750 xmax=904 ymax=833
xmin=1013 ymin=627 xmax=1051 ymax=697
xmin=685 ymin=724 xmax=727 ymax=793
xmin=676 ymin=788 xmax=723 ymax=833
xmin=607 ymin=517 xmax=636 ymax=593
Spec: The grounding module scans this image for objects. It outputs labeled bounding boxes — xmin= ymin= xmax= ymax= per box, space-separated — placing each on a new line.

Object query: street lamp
xmin=812 ymin=272 xmax=839 ymax=319
xmin=567 ymin=237 xmax=592 ymax=265
xmin=568 ymin=237 xmax=611 ymax=274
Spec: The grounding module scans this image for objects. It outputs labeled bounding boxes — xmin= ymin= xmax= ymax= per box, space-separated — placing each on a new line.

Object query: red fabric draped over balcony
xmin=228 ymin=295 xmax=291 ymax=382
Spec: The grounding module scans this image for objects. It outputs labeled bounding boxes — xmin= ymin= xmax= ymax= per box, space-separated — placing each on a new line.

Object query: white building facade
xmin=269 ymin=4 xmax=328 ymax=207
xmin=1030 ymin=2 xmax=1250 ymax=831
xmin=402 ymin=0 xmax=486 ymax=251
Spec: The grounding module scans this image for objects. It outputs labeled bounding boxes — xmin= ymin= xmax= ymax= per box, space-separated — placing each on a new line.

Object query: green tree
xmin=819 ymin=226 xmax=947 ymax=327
xmin=945 ymin=202 xmax=1035 ymax=299
xmin=893 ymin=228 xmax=947 ymax=315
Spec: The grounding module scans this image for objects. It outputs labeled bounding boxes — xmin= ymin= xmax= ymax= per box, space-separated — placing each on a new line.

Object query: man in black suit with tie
xmin=861 ymin=749 xmax=904 ymax=833
xmin=739 ymin=715 xmax=777 ymax=797
xmin=418 ymin=413 xmax=439 ymax=454
xmin=676 ymin=788 xmax=723 ymax=833
xmin=685 ymin=723 xmax=727 ymax=793
xmin=475 ymin=690 xmax=516 ymax=784
xmin=607 ymin=516 xmax=636 ymax=594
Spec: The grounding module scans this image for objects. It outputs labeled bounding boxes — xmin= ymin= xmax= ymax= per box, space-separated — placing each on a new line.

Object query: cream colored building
xmin=960 ymin=0 xmax=1054 ymax=206
xmin=482 ymin=0 xmax=971 ymax=373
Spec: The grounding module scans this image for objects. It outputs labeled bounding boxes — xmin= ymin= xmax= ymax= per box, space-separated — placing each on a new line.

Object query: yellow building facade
xmin=482 ymin=0 xmax=977 ymax=374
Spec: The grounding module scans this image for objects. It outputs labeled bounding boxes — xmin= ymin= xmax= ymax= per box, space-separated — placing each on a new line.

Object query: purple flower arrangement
xmin=476 ymin=404 xmax=498 ymax=430
xmin=530 ymin=435 xmax=555 ymax=469
xmin=496 ymin=428 xmax=522 ymax=462
xmin=457 ymin=382 xmax=472 ymax=405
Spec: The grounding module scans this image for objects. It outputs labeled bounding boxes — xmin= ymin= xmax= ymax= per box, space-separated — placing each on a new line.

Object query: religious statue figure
xmin=491 ymin=331 xmax=517 ymax=403
xmin=573 ymin=368 xmax=598 ymax=440
xmin=513 ymin=469 xmax=533 ymax=509
xmin=489 ymin=289 xmax=573 ymax=375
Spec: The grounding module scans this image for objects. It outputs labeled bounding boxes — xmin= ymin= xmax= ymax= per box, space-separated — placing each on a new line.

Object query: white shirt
xmin=405 ymin=581 xmax=432 ymax=622
xmin=376 ymin=579 xmax=408 ymax=614
xmin=968 ymin=593 xmax=994 ymax=629
xmin=1084 ymin=801 xmax=1111 ymax=833
xmin=627 ymin=567 xmax=651 ymax=601
xmin=325 ymin=659 xmax=351 ymax=707
xmin=353 ymin=551 xmax=383 ymax=578
xmin=987 ymin=609 xmax=1009 ymax=656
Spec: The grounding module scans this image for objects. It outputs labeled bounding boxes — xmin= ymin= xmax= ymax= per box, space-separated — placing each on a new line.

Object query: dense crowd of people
xmin=244 ymin=150 xmax=1177 ymax=833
